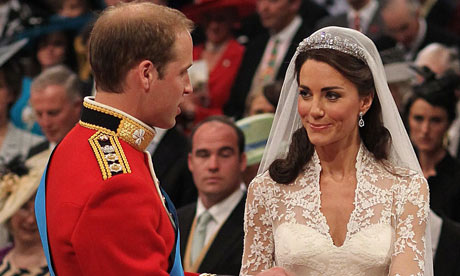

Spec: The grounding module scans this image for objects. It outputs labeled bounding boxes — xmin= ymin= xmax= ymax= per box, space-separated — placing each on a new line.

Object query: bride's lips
xmin=309 ymin=123 xmax=330 ymax=130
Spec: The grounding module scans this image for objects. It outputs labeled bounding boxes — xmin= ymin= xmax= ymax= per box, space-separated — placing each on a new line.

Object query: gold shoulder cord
xmin=88 ymin=131 xmax=131 ymax=180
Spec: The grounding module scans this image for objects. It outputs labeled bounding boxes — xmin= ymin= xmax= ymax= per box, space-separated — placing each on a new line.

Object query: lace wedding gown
xmin=241 ymin=144 xmax=429 ymax=276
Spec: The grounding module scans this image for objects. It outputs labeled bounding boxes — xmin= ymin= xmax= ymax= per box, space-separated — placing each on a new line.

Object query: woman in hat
xmin=404 ymin=69 xmax=460 ymax=222
xmin=241 ymin=26 xmax=432 ymax=275
xmin=180 ymin=0 xmax=255 ymax=129
xmin=0 ymin=150 xmax=50 ymax=275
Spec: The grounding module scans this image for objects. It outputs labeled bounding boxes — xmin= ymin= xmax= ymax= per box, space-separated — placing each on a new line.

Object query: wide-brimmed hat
xmin=236 ymin=113 xmax=275 ymax=166
xmin=0 ymin=149 xmax=51 ymax=224
xmin=182 ymin=0 xmax=256 ymax=24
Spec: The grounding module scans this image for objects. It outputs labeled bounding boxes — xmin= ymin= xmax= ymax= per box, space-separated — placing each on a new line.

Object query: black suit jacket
xmin=178 ymin=194 xmax=246 ymax=275
xmin=375 ymin=22 xmax=460 ymax=60
xmin=434 ymin=217 xmax=460 ymax=275
xmin=223 ymin=20 xmax=313 ymax=119
xmin=152 ymin=127 xmax=197 ymax=209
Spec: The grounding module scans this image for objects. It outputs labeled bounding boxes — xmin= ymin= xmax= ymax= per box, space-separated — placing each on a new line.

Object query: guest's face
xmin=188 ymin=121 xmax=246 ymax=205
xmin=297 ymin=59 xmax=370 ymax=148
xmin=256 ymin=0 xmax=299 ymax=33
xmin=408 ymin=98 xmax=450 ymax=153
xmin=36 ymin=32 xmax=68 ymax=70
xmin=9 ymin=197 xmax=41 ymax=246
xmin=204 ymin=10 xmax=234 ymax=45
xmin=30 ymin=84 xmax=82 ymax=143
xmin=248 ymin=93 xmax=275 ymax=116
xmin=382 ymin=1 xmax=419 ymax=48
xmin=59 ymin=0 xmax=87 ymax=18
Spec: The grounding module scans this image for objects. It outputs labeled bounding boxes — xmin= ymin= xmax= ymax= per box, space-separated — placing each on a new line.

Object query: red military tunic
xmin=46 ymin=97 xmax=198 ymax=275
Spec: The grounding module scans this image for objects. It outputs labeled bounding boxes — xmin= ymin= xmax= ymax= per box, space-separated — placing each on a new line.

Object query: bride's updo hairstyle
xmin=269 ymin=48 xmax=390 ymax=184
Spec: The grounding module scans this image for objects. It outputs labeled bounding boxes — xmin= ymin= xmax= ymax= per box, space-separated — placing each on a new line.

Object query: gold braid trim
xmin=88 ymin=131 xmax=130 ymax=180
xmin=81 ymin=100 xmax=155 ymax=152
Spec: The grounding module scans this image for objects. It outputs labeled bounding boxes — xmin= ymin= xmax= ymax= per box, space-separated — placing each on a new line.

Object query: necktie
xmin=354 ymin=14 xmax=361 ymax=31
xmin=190 ymin=211 xmax=213 ymax=264
xmin=262 ymin=38 xmax=280 ymax=84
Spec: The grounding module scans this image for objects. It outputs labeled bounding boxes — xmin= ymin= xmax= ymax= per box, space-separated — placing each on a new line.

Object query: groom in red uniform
xmin=35 ymin=2 xmax=212 ymax=275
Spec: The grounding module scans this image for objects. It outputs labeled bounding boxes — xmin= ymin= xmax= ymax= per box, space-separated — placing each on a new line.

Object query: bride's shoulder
xmin=380 ymin=162 xmax=429 ymax=194
xmin=250 ymin=170 xmax=276 ymax=187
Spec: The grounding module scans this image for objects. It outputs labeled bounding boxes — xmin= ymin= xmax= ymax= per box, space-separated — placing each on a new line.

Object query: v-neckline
xmin=313 ymin=145 xmax=363 ymax=248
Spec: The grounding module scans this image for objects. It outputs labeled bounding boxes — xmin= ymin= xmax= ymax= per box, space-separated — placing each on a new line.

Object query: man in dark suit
xmin=27 ymin=65 xmax=83 ymax=157
xmin=431 ymin=211 xmax=460 ymax=275
xmin=149 ymin=126 xmax=197 ymax=209
xmin=178 ymin=116 xmax=247 ymax=275
xmin=315 ymin=0 xmax=385 ymax=42
xmin=224 ymin=0 xmax=313 ymax=120
xmin=376 ymin=0 xmax=460 ymax=61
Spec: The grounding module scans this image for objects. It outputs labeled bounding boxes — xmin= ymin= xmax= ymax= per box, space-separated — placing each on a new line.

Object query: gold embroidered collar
xmin=79 ymin=97 xmax=156 ymax=152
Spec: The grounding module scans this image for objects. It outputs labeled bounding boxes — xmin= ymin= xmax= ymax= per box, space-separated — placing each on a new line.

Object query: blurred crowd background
xmin=0 ymin=0 xmax=459 ymax=275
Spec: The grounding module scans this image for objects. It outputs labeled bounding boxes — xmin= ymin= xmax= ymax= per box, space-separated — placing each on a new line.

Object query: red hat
xmin=182 ymin=0 xmax=256 ymax=23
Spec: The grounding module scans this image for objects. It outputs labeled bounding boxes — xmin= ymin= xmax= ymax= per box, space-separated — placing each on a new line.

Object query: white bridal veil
xmin=258 ymin=26 xmax=433 ymax=275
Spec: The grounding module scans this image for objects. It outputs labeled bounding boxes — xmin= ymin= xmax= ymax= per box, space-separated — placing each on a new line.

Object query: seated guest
xmin=0 ymin=41 xmax=44 ymax=165
xmin=178 ymin=116 xmax=246 ymax=275
xmin=224 ymin=0 xmax=313 ymax=119
xmin=376 ymin=0 xmax=460 ymax=61
xmin=179 ymin=0 xmax=252 ymax=132
xmin=412 ymin=43 xmax=460 ymax=158
xmin=0 ymin=149 xmax=51 ymax=275
xmin=405 ymin=68 xmax=460 ymax=222
xmin=27 ymin=65 xmax=82 ymax=157
xmin=316 ymin=0 xmax=386 ymax=41
xmin=244 ymin=81 xmax=282 ymax=117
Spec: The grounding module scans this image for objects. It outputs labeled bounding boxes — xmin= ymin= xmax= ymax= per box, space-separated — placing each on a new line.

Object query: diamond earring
xmin=358 ymin=112 xmax=364 ymax=127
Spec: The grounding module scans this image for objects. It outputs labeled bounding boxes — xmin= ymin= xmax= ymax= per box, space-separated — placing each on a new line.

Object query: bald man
xmin=376 ymin=0 xmax=459 ymax=60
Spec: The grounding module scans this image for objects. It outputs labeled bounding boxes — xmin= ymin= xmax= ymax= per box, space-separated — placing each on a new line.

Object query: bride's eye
xmin=299 ymin=89 xmax=311 ymax=98
xmin=326 ymin=91 xmax=340 ymax=101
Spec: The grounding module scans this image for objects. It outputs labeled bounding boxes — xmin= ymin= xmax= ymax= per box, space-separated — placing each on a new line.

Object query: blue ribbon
xmin=35 ymin=164 xmax=56 ymax=276
xmin=161 ymin=188 xmax=185 ymax=276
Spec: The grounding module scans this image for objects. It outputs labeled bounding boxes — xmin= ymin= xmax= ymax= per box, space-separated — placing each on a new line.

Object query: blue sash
xmin=35 ymin=164 xmax=56 ymax=276
xmin=161 ymin=188 xmax=185 ymax=276
xmin=35 ymin=165 xmax=185 ymax=276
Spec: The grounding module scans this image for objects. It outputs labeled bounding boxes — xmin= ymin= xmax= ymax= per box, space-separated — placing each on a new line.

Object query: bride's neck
xmin=316 ymin=141 xmax=360 ymax=181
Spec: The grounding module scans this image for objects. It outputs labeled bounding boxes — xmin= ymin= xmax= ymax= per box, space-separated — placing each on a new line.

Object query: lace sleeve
xmin=389 ymin=173 xmax=430 ymax=276
xmin=240 ymin=175 xmax=275 ymax=276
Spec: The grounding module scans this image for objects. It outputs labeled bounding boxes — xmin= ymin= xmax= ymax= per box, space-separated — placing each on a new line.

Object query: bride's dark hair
xmin=269 ymin=48 xmax=391 ymax=184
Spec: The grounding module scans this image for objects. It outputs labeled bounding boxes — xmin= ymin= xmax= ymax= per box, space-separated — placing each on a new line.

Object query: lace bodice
xmin=241 ymin=145 xmax=429 ymax=276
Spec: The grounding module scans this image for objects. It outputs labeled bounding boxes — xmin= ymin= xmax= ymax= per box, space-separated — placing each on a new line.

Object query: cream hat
xmin=0 ymin=149 xmax=51 ymax=224
xmin=236 ymin=113 xmax=275 ymax=166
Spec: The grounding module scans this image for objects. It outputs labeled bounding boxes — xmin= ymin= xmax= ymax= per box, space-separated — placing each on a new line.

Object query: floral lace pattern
xmin=241 ymin=144 xmax=429 ymax=276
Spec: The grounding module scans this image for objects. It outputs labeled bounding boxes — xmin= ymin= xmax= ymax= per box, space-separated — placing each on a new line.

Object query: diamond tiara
xmin=297 ymin=31 xmax=366 ymax=62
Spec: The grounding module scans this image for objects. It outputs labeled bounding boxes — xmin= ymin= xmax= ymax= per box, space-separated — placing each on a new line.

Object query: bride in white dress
xmin=240 ymin=27 xmax=433 ymax=276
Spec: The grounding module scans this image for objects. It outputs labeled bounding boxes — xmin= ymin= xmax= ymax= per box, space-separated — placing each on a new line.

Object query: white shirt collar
xmin=196 ymin=186 xmax=245 ymax=226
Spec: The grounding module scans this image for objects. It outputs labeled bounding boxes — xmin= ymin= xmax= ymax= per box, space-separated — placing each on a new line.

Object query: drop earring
xmin=358 ymin=112 xmax=364 ymax=127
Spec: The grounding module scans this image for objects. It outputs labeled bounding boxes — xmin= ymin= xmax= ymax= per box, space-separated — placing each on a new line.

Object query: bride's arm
xmin=240 ymin=176 xmax=276 ymax=276
xmin=389 ymin=174 xmax=430 ymax=276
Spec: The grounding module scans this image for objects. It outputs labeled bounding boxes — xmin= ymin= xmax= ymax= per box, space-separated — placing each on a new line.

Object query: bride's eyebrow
xmin=298 ymin=85 xmax=344 ymax=91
